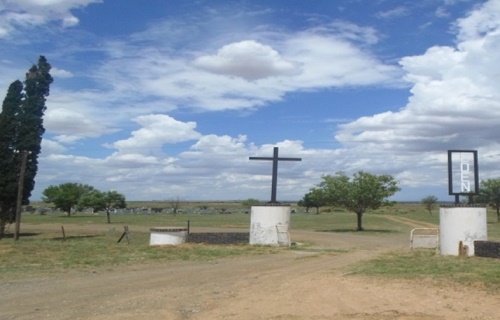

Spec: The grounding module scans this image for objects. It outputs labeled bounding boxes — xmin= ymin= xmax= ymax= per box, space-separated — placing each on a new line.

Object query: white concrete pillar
xmin=250 ymin=205 xmax=291 ymax=246
xmin=439 ymin=205 xmax=487 ymax=256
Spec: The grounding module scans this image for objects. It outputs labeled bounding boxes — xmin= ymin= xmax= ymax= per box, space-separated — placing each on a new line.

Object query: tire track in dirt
xmin=381 ymin=215 xmax=438 ymax=229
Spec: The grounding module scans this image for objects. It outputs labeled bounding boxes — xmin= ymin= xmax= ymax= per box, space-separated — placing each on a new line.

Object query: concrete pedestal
xmin=439 ymin=205 xmax=487 ymax=256
xmin=250 ymin=205 xmax=291 ymax=246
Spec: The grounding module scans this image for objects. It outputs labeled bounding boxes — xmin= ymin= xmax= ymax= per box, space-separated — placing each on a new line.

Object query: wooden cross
xmin=249 ymin=147 xmax=302 ymax=203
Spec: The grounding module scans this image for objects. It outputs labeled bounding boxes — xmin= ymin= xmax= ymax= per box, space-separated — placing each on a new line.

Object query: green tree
xmin=80 ymin=190 xmax=127 ymax=224
xmin=298 ymin=188 xmax=326 ymax=214
xmin=421 ymin=195 xmax=438 ymax=215
xmin=17 ymin=56 xmax=53 ymax=204
xmin=241 ymin=198 xmax=261 ymax=209
xmin=318 ymin=171 xmax=400 ymax=231
xmin=0 ymin=81 xmax=24 ymax=238
xmin=476 ymin=178 xmax=500 ymax=222
xmin=0 ymin=57 xmax=52 ymax=238
xmin=42 ymin=183 xmax=95 ymax=216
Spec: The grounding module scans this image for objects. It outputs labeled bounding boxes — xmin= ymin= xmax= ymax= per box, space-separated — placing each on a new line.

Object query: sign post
xmin=447 ymin=150 xmax=479 ymax=204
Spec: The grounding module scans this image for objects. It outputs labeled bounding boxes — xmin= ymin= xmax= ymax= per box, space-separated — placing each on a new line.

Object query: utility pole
xmin=14 ymin=150 xmax=28 ymax=241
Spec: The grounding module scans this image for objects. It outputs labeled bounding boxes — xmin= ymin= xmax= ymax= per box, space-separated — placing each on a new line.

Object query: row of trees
xmin=0 ymin=56 xmax=53 ymax=239
xmin=42 ymin=183 xmax=126 ymax=224
xmin=298 ymin=171 xmax=400 ymax=231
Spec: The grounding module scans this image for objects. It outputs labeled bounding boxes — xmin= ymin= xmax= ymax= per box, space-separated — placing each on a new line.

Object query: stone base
xmin=250 ymin=205 xmax=290 ymax=246
xmin=439 ymin=206 xmax=487 ymax=256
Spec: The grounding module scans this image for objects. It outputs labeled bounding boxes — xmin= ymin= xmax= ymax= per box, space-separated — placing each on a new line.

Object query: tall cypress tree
xmin=0 ymin=56 xmax=53 ymax=238
xmin=17 ymin=56 xmax=53 ymax=204
xmin=0 ymin=80 xmax=24 ymax=237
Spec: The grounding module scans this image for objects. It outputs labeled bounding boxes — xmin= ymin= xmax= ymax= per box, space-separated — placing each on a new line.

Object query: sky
xmin=1 ymin=0 xmax=499 ymax=202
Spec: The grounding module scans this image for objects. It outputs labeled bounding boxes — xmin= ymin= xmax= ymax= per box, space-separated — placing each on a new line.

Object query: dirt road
xmin=1 ymin=223 xmax=499 ymax=320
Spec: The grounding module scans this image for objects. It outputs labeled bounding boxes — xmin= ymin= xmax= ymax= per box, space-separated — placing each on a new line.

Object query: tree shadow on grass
xmin=52 ymin=235 xmax=100 ymax=241
xmin=317 ymin=229 xmax=399 ymax=234
xmin=3 ymin=232 xmax=40 ymax=238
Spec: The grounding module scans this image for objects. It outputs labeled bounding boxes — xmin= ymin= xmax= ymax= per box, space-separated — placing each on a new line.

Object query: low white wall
xmin=149 ymin=227 xmax=187 ymax=246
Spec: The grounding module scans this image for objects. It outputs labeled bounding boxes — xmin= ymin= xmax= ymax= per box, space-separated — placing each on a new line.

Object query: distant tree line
xmin=42 ymin=182 xmax=127 ymax=224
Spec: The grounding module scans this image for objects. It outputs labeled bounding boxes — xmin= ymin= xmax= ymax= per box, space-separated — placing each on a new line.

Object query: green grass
xmin=291 ymin=212 xmax=412 ymax=234
xmin=20 ymin=211 xmax=415 ymax=235
xmin=19 ymin=212 xmax=250 ymax=228
xmin=4 ymin=203 xmax=500 ymax=288
xmin=350 ymin=249 xmax=500 ymax=292
xmin=0 ymin=228 xmax=281 ymax=280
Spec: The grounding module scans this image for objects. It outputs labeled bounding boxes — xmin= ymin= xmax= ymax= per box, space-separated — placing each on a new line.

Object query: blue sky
xmin=1 ymin=0 xmax=499 ymax=202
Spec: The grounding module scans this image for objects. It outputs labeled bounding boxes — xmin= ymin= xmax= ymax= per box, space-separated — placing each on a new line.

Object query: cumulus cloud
xmin=88 ymin=25 xmax=400 ymax=113
xmin=28 ymin=8 xmax=403 ymax=200
xmin=0 ymin=0 xmax=102 ymax=38
xmin=41 ymin=139 xmax=67 ymax=155
xmin=51 ymin=67 xmax=73 ymax=78
xmin=112 ymin=114 xmax=201 ymax=154
xmin=192 ymin=40 xmax=302 ymax=80
xmin=45 ymin=106 xmax=116 ymax=143
xmin=27 ymin=1 xmax=500 ymax=202
xmin=37 ymin=135 xmax=315 ymax=201
xmin=282 ymin=33 xmax=400 ymax=88
xmin=189 ymin=134 xmax=249 ymax=154
xmin=335 ymin=0 xmax=500 ymax=189
xmin=454 ymin=0 xmax=500 ymax=41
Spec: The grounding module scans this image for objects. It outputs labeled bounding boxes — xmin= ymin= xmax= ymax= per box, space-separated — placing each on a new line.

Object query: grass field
xmin=1 ymin=202 xmax=500 ymax=289
xmin=350 ymin=249 xmax=500 ymax=292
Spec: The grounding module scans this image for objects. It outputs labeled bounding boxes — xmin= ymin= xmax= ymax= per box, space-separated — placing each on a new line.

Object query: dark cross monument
xmin=249 ymin=147 xmax=302 ymax=203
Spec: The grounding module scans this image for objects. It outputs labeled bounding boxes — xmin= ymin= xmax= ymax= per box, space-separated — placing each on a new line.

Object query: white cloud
xmin=376 ymin=7 xmax=410 ymax=19
xmin=0 ymin=0 xmax=102 ymax=38
xmin=41 ymin=139 xmax=66 ymax=155
xmin=26 ymin=9 xmax=403 ymax=200
xmin=45 ymin=105 xmax=116 ymax=142
xmin=189 ymin=134 xmax=249 ymax=155
xmin=26 ymin=1 xmax=500 ymax=202
xmin=334 ymin=0 xmax=500 ymax=189
xmin=454 ymin=0 xmax=500 ymax=41
xmin=192 ymin=40 xmax=302 ymax=80
xmin=85 ymin=25 xmax=400 ymax=113
xmin=51 ymin=67 xmax=73 ymax=78
xmin=112 ymin=114 xmax=201 ymax=154
xmin=37 ymin=135 xmax=319 ymax=201
xmin=436 ymin=7 xmax=451 ymax=18
xmin=282 ymin=33 xmax=401 ymax=88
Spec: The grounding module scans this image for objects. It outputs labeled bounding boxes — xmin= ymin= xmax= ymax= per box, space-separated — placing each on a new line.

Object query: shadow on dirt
xmin=317 ymin=229 xmax=399 ymax=234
